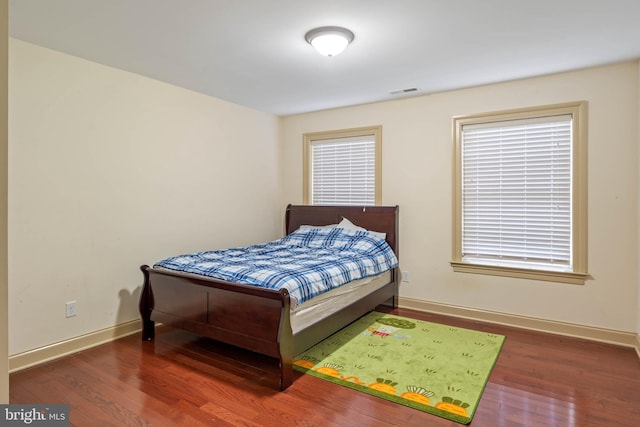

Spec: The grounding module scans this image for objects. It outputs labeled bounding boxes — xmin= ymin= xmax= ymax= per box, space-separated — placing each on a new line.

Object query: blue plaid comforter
xmin=154 ymin=226 xmax=399 ymax=305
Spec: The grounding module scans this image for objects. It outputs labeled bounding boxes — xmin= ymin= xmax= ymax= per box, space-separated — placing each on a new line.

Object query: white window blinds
xmin=461 ymin=115 xmax=573 ymax=270
xmin=311 ymin=135 xmax=376 ymax=206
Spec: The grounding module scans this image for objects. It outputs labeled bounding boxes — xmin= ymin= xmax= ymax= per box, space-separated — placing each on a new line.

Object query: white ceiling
xmin=9 ymin=0 xmax=640 ymax=116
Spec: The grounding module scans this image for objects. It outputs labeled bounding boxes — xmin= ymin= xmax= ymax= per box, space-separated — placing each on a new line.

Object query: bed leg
xmin=139 ymin=265 xmax=155 ymax=341
xmin=279 ymin=362 xmax=293 ymax=391
xmin=390 ymin=293 xmax=399 ymax=309
xmin=390 ymin=270 xmax=400 ymax=308
xmin=142 ymin=319 xmax=155 ymax=341
xmin=279 ymin=313 xmax=293 ymax=390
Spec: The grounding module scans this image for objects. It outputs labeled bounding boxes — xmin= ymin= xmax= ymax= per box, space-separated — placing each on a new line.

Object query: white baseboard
xmin=399 ymin=297 xmax=638 ymax=350
xmin=9 ymin=320 xmax=141 ymax=373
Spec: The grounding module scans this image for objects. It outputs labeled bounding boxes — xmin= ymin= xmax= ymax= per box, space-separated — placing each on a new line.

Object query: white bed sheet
xmin=290 ymin=271 xmax=392 ymax=334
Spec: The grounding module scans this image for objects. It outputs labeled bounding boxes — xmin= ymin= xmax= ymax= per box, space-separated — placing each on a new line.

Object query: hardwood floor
xmin=10 ymin=307 xmax=640 ymax=426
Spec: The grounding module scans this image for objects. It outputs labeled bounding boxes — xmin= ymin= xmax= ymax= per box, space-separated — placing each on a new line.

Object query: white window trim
xmin=451 ymin=102 xmax=589 ymax=285
xmin=303 ymin=126 xmax=382 ymax=205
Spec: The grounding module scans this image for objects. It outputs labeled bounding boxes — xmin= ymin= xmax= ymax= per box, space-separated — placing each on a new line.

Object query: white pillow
xmin=338 ymin=217 xmax=387 ymax=240
xmin=337 ymin=217 xmax=366 ymax=231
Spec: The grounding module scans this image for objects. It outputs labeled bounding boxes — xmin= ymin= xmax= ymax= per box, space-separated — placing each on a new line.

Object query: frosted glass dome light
xmin=305 ymin=26 xmax=355 ymax=56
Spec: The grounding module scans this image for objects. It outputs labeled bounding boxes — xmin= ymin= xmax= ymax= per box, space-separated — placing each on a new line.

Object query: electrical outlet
xmin=401 ymin=270 xmax=410 ymax=283
xmin=65 ymin=301 xmax=77 ymax=318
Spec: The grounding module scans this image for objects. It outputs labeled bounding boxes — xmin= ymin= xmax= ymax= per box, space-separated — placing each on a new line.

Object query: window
xmin=451 ymin=102 xmax=588 ymax=284
xmin=303 ymin=126 xmax=381 ymax=205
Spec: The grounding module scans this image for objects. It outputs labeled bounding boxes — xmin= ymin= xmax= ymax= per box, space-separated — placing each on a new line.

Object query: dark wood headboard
xmin=285 ymin=204 xmax=399 ymax=258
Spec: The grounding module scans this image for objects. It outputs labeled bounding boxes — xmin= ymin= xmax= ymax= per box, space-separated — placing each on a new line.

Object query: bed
xmin=139 ymin=204 xmax=399 ymax=390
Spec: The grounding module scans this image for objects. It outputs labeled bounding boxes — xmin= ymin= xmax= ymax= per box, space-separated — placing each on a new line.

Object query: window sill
xmin=450 ymin=261 xmax=590 ymax=285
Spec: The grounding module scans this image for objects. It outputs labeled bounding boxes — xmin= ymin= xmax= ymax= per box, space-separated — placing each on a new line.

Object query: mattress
xmin=290 ymin=271 xmax=391 ymax=333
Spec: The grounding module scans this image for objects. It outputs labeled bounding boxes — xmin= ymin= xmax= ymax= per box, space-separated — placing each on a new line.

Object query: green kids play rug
xmin=293 ymin=311 xmax=505 ymax=424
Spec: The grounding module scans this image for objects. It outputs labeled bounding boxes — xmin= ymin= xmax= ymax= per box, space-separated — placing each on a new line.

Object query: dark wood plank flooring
xmin=10 ymin=307 xmax=640 ymax=426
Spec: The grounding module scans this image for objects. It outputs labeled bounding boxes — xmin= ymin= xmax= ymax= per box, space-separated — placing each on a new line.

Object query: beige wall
xmin=0 ymin=0 xmax=7 ymax=403
xmin=7 ymin=37 xmax=640 ymax=361
xmin=283 ymin=61 xmax=640 ymax=333
xmin=8 ymin=39 xmax=284 ymax=355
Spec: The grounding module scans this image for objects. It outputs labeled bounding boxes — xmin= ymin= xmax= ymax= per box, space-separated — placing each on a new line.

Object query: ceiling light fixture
xmin=305 ymin=26 xmax=354 ymax=57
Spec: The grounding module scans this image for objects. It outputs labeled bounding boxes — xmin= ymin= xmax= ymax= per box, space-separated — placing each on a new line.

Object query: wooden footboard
xmin=139 ymin=204 xmax=399 ymax=390
xmin=139 ymin=265 xmax=294 ymax=389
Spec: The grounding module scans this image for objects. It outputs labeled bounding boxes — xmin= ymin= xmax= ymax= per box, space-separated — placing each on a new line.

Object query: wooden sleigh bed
xmin=139 ymin=204 xmax=399 ymax=390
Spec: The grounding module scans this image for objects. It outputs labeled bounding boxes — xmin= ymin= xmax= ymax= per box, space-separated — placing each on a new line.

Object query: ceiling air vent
xmin=389 ymin=88 xmax=418 ymax=95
